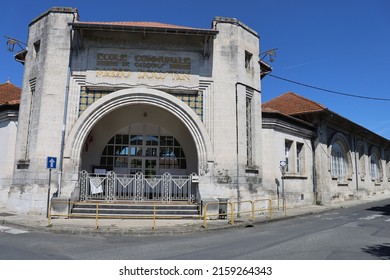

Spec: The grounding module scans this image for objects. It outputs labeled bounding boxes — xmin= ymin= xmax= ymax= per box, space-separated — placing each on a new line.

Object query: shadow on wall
xmin=366 ymin=204 xmax=390 ymax=216
xmin=362 ymin=243 xmax=390 ymax=260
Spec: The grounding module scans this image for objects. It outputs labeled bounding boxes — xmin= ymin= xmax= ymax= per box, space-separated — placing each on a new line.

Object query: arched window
xmin=370 ymin=147 xmax=382 ymax=182
xmin=331 ymin=142 xmax=347 ymax=181
xmin=100 ymin=133 xmax=187 ymax=175
xmin=370 ymin=153 xmax=379 ymax=181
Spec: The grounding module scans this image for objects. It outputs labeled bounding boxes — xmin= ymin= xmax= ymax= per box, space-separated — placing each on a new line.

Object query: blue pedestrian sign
xmin=46 ymin=157 xmax=57 ymax=169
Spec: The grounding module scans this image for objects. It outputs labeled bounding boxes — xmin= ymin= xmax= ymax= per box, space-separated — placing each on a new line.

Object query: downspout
xmin=58 ymin=14 xmax=76 ymax=196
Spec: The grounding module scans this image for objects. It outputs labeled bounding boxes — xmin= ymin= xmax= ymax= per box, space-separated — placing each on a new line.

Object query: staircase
xmin=71 ymin=202 xmax=200 ymax=218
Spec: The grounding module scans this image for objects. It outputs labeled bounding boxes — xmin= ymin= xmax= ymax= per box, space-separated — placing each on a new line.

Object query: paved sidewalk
xmin=1 ymin=196 xmax=389 ymax=236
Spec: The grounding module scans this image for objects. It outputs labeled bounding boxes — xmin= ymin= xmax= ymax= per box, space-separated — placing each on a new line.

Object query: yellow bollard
xmin=95 ymin=204 xmax=99 ymax=229
xmin=203 ymin=204 xmax=208 ymax=229
xmin=152 ymin=204 xmax=156 ymax=230
xmin=48 ymin=202 xmax=52 ymax=226
xmin=230 ymin=202 xmax=235 ymax=225
xmin=251 ymin=201 xmax=255 ymax=223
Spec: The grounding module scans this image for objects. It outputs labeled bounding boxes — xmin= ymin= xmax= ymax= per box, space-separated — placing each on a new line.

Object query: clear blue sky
xmin=2 ymin=0 xmax=389 ymax=139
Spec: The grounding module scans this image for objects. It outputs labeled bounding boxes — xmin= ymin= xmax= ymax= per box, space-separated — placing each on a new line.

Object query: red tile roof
xmin=79 ymin=21 xmax=198 ymax=29
xmin=0 ymin=81 xmax=21 ymax=105
xmin=72 ymin=21 xmax=218 ymax=35
xmin=262 ymin=92 xmax=326 ymax=115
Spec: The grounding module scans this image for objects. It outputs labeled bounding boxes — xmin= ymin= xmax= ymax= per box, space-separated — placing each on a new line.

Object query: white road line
xmin=385 ymin=219 xmax=390 ymax=222
xmin=0 ymin=225 xmax=28 ymax=234
xmin=358 ymin=214 xmax=384 ymax=220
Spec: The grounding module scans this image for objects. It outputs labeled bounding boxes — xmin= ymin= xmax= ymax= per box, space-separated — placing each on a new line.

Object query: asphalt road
xmin=0 ymin=198 xmax=389 ymax=260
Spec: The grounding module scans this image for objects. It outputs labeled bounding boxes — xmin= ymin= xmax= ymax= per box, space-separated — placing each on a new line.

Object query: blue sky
xmin=2 ymin=0 xmax=390 ymax=139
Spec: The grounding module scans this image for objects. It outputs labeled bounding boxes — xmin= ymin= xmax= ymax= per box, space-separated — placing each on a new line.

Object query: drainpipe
xmin=58 ymin=15 xmax=76 ymax=196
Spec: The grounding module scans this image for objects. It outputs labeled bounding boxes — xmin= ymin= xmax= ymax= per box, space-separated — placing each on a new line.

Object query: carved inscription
xmin=95 ymin=51 xmax=192 ymax=81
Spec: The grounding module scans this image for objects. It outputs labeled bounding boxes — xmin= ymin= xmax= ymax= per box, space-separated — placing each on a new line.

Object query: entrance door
xmin=129 ymin=134 xmax=158 ymax=175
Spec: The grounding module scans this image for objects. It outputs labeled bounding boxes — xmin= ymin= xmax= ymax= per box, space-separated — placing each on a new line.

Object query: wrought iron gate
xmin=79 ymin=170 xmax=198 ymax=202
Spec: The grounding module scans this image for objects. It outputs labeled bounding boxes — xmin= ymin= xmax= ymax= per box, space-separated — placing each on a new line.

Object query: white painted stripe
xmin=0 ymin=225 xmax=10 ymax=231
xmin=385 ymin=219 xmax=390 ymax=222
xmin=359 ymin=214 xmax=384 ymax=220
xmin=0 ymin=225 xmax=28 ymax=234
xmin=6 ymin=228 xmax=29 ymax=234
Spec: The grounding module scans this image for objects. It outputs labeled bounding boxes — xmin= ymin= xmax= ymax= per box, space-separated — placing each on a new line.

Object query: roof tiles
xmin=0 ymin=81 xmax=21 ymax=105
xmin=262 ymin=92 xmax=326 ymax=116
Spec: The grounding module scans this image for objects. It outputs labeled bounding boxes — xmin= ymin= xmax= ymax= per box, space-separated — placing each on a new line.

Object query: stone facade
xmin=0 ymin=81 xmax=21 ymax=208
xmin=262 ymin=92 xmax=390 ymax=205
xmin=3 ymin=7 xmax=263 ymax=213
xmin=2 ymin=7 xmax=389 ymax=215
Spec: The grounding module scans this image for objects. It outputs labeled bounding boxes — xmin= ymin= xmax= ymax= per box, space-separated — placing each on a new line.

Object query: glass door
xmin=129 ymin=134 xmax=158 ymax=175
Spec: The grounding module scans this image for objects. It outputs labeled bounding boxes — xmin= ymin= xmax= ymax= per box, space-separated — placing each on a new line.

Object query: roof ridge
xmin=75 ymin=20 xmax=211 ymax=31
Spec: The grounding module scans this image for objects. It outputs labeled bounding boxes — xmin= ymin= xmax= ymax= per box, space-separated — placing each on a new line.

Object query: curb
xmin=1 ymin=197 xmax=389 ymax=236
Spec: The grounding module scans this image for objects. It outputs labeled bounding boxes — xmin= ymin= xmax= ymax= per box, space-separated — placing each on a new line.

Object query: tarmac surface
xmin=1 ymin=195 xmax=389 ymax=236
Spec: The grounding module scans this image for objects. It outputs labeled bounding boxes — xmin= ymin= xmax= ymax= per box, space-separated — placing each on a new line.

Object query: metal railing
xmin=48 ymin=200 xmax=201 ymax=230
xmin=48 ymin=197 xmax=287 ymax=230
xmin=79 ymin=170 xmax=198 ymax=202
xmin=202 ymin=198 xmax=287 ymax=228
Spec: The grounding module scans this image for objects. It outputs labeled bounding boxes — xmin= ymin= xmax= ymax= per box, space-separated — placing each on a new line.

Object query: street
xmin=0 ymin=199 xmax=389 ymax=260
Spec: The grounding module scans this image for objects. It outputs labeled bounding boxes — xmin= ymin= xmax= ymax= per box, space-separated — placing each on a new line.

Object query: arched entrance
xmin=62 ymin=88 xmax=213 ymax=202
xmin=99 ymin=124 xmax=189 ymax=176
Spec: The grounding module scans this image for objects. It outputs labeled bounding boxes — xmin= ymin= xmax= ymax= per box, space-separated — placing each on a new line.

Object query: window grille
xmin=246 ymin=96 xmax=253 ymax=166
xmin=79 ymin=87 xmax=203 ymax=120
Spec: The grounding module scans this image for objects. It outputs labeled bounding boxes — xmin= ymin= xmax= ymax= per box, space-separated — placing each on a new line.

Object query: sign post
xmin=46 ymin=157 xmax=57 ymax=218
xmin=279 ymin=160 xmax=287 ymax=210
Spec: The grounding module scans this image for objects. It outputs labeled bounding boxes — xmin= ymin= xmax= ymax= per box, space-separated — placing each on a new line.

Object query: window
xmin=370 ymin=149 xmax=383 ymax=183
xmin=296 ymin=143 xmax=304 ymax=173
xmin=246 ymin=95 xmax=252 ymax=166
xmin=285 ymin=140 xmax=293 ymax=173
xmin=331 ymin=142 xmax=347 ymax=181
xmin=33 ymin=40 xmax=40 ymax=58
xmin=387 ymin=150 xmax=390 ymax=181
xmin=100 ymin=134 xmax=187 ymax=174
xmin=245 ymin=51 xmax=252 ymax=69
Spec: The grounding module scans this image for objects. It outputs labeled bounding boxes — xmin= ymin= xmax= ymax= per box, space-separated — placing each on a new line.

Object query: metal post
xmin=95 ymin=204 xmax=99 ymax=229
xmin=279 ymin=160 xmax=287 ymax=211
xmin=46 ymin=169 xmax=52 ymax=218
xmin=282 ymin=175 xmax=285 ymax=207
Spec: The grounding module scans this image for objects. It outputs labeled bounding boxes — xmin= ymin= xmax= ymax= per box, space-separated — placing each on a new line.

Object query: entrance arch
xmin=62 ymin=87 xmax=213 ymax=197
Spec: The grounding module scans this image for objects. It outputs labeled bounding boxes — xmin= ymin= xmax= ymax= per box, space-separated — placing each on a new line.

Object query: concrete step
xmin=71 ymin=203 xmax=200 ymax=217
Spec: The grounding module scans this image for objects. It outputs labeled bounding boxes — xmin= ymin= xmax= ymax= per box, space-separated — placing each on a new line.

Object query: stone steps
xmin=71 ymin=202 xmax=200 ymax=218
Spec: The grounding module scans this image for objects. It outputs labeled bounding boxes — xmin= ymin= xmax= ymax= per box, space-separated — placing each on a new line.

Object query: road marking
xmin=385 ymin=219 xmax=390 ymax=222
xmin=358 ymin=214 xmax=384 ymax=220
xmin=0 ymin=225 xmax=28 ymax=234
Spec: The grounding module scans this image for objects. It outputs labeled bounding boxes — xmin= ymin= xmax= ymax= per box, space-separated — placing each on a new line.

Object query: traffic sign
xmin=46 ymin=157 xmax=57 ymax=169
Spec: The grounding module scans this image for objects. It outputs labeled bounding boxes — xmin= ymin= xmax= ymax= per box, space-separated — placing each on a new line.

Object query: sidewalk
xmin=1 ymin=196 xmax=389 ymax=236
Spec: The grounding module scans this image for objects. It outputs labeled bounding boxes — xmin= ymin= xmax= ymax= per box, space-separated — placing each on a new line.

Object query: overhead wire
xmin=269 ymin=74 xmax=390 ymax=101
